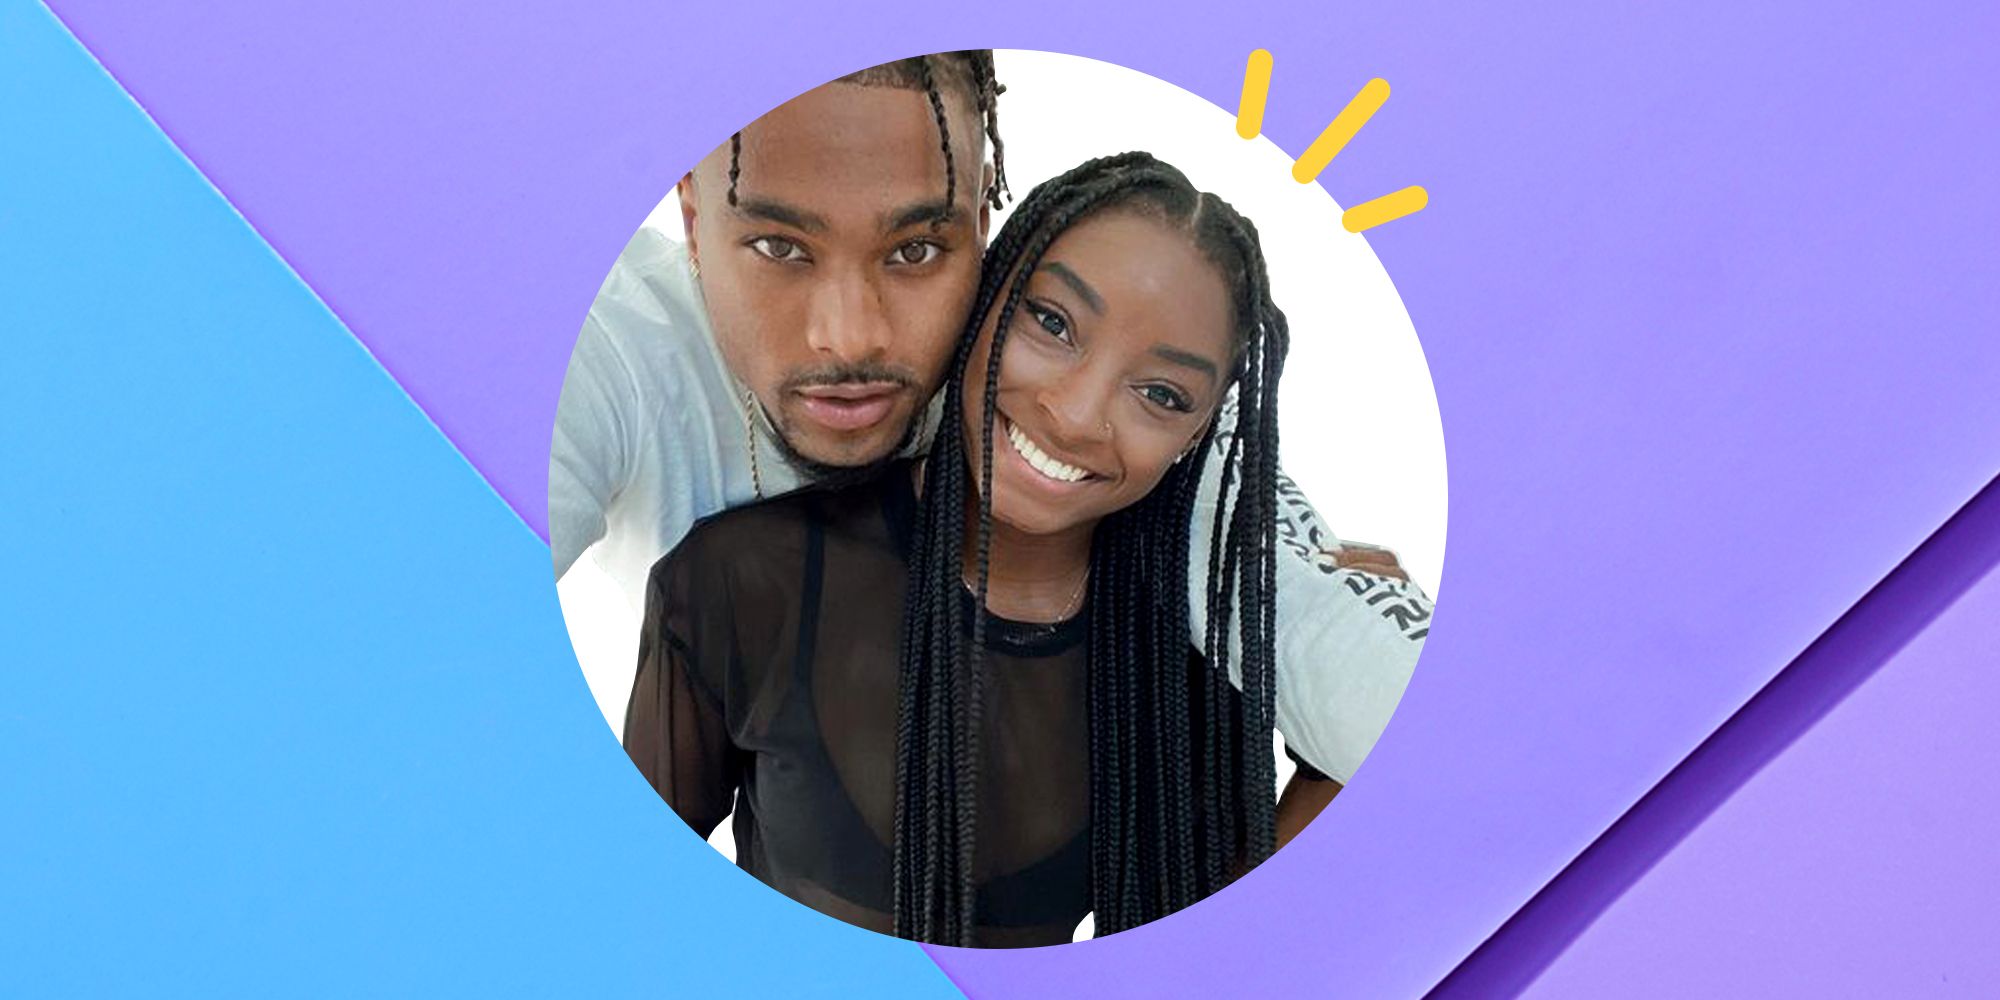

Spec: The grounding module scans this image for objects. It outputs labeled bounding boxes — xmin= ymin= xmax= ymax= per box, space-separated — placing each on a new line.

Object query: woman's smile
xmin=998 ymin=414 xmax=1106 ymax=492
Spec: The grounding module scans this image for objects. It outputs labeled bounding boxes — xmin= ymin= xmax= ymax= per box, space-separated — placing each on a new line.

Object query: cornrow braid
xmin=892 ymin=152 xmax=1292 ymax=945
xmin=968 ymin=51 xmax=1011 ymax=209
xmin=915 ymin=56 xmax=957 ymax=217
xmin=726 ymin=132 xmax=742 ymax=207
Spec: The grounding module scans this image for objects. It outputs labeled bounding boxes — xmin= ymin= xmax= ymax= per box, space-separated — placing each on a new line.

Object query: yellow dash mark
xmin=1292 ymin=78 xmax=1391 ymax=184
xmin=1342 ymin=186 xmax=1429 ymax=233
xmin=1236 ymin=49 xmax=1274 ymax=139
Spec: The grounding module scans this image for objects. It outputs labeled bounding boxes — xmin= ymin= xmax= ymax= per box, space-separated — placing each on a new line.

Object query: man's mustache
xmin=781 ymin=364 xmax=920 ymax=393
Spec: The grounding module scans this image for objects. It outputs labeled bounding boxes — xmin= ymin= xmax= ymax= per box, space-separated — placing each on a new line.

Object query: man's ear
xmin=676 ymin=172 xmax=700 ymax=262
xmin=977 ymin=162 xmax=996 ymax=247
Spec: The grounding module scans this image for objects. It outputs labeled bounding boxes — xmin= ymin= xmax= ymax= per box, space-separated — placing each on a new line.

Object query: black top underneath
xmin=622 ymin=459 xmax=1317 ymax=947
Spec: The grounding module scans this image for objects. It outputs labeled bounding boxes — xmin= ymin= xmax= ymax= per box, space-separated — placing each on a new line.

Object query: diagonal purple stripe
xmin=1522 ymin=514 xmax=2000 ymax=997
xmin=1429 ymin=470 xmax=2000 ymax=998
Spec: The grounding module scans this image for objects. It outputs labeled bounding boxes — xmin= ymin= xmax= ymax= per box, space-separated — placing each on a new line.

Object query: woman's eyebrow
xmin=1039 ymin=261 xmax=1105 ymax=315
xmin=1152 ymin=346 xmax=1219 ymax=382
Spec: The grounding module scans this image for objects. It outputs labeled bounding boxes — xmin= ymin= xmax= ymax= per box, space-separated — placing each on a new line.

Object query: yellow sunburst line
xmin=1292 ymin=78 xmax=1390 ymax=184
xmin=1234 ymin=52 xmax=1426 ymax=231
xmin=1236 ymin=49 xmax=1274 ymax=139
xmin=1342 ymin=186 xmax=1429 ymax=233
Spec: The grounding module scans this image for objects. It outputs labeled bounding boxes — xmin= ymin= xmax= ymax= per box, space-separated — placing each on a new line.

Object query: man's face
xmin=681 ymin=80 xmax=990 ymax=472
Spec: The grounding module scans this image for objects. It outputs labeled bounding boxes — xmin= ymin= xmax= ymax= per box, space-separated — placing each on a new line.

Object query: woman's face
xmin=961 ymin=209 xmax=1236 ymax=538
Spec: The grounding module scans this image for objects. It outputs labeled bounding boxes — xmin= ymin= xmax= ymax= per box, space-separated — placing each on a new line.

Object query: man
xmin=550 ymin=51 xmax=1429 ymax=832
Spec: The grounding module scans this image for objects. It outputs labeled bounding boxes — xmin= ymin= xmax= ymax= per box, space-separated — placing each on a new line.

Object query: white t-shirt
xmin=550 ymin=226 xmax=1429 ymax=784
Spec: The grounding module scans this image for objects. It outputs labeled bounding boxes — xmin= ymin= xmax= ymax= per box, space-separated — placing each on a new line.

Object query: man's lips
xmin=792 ymin=382 xmax=905 ymax=432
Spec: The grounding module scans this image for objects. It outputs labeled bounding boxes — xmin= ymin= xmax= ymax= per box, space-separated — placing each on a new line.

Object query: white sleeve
xmin=549 ymin=312 xmax=639 ymax=578
xmin=1266 ymin=470 xmax=1429 ymax=785
xmin=1186 ymin=404 xmax=1428 ymax=785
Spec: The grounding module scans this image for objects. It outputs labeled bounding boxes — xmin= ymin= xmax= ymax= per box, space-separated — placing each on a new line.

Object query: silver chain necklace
xmin=741 ymin=389 xmax=765 ymax=501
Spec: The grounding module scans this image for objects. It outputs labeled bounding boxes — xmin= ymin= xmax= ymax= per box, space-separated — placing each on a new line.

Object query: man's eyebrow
xmin=884 ymin=199 xmax=964 ymax=233
xmin=734 ymin=197 xmax=829 ymax=234
xmin=1152 ymin=345 xmax=1220 ymax=382
xmin=1039 ymin=261 xmax=1105 ymax=315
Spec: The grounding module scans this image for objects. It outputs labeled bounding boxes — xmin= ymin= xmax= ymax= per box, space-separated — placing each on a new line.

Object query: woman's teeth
xmin=1006 ymin=420 xmax=1090 ymax=483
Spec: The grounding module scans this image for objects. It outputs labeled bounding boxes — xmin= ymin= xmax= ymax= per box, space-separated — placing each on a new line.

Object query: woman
xmin=624 ymin=152 xmax=1320 ymax=948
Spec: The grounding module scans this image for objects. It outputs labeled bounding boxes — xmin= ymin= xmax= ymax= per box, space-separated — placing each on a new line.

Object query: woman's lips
xmin=793 ymin=383 xmax=903 ymax=432
xmin=998 ymin=416 xmax=1099 ymax=490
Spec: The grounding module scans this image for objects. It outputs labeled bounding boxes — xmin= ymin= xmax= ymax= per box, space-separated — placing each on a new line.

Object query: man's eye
xmin=749 ymin=236 xmax=807 ymax=262
xmin=1025 ymin=302 xmax=1071 ymax=342
xmin=889 ymin=240 xmax=944 ymax=266
xmin=1139 ymin=384 xmax=1194 ymax=413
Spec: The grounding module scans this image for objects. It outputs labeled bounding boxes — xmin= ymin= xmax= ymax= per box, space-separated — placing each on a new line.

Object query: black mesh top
xmin=621 ymin=459 xmax=1312 ymax=947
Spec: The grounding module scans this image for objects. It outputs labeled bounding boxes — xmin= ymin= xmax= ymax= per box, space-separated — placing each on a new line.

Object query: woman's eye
xmin=1025 ymin=302 xmax=1071 ymax=342
xmin=1140 ymin=384 xmax=1194 ymax=413
xmin=889 ymin=240 xmax=943 ymax=266
xmin=749 ymin=236 xmax=806 ymax=262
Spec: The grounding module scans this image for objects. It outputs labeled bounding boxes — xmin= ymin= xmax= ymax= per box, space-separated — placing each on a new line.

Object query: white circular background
xmin=559 ymin=51 xmax=1448 ymax=899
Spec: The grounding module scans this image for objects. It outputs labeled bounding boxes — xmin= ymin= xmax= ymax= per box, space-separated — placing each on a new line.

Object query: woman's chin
xmin=989 ymin=488 xmax=1091 ymax=539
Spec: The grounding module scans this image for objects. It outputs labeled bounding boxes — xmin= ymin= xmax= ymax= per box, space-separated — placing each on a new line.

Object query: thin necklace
xmin=928 ymin=458 xmax=1090 ymax=622
xmin=965 ymin=566 xmax=1088 ymax=621
xmin=741 ymin=389 xmax=765 ymax=500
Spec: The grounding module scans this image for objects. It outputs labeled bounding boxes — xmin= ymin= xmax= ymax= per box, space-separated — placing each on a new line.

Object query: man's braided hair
xmin=728 ymin=51 xmax=1010 ymax=213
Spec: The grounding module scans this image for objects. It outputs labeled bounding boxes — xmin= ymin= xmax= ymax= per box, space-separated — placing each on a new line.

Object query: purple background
xmin=1526 ymin=557 xmax=2000 ymax=997
xmin=42 ymin=0 xmax=2000 ymax=995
